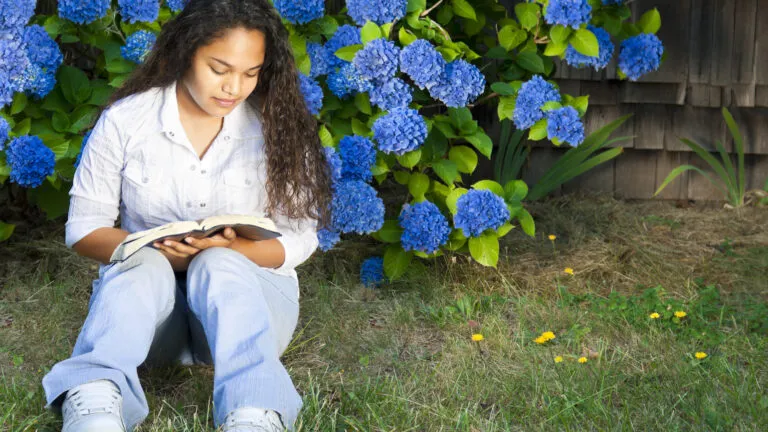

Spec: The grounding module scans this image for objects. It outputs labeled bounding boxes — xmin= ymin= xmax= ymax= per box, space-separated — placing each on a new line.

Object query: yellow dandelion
xmin=649 ymin=312 xmax=660 ymax=319
xmin=578 ymin=356 xmax=588 ymax=363
xmin=564 ymin=267 xmax=574 ymax=275
xmin=695 ymin=352 xmax=707 ymax=359
xmin=534 ymin=336 xmax=548 ymax=344
xmin=674 ymin=311 xmax=687 ymax=318
xmin=472 ymin=333 xmax=484 ymax=342
xmin=554 ymin=356 xmax=564 ymax=363
xmin=541 ymin=331 xmax=556 ymax=341
xmin=548 ymin=234 xmax=556 ymax=241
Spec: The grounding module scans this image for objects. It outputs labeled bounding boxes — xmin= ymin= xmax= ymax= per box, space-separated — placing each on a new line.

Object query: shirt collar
xmin=159 ymin=80 xmax=264 ymax=142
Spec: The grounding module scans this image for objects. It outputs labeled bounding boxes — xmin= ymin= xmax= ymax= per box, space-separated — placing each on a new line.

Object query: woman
xmin=41 ymin=1 xmax=332 ymax=431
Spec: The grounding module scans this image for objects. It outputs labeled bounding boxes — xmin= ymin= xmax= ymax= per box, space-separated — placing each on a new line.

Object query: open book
xmin=109 ymin=214 xmax=281 ymax=263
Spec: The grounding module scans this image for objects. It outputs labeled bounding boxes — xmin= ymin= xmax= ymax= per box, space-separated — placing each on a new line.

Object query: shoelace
xmin=65 ymin=384 xmax=121 ymax=417
xmin=224 ymin=411 xmax=284 ymax=432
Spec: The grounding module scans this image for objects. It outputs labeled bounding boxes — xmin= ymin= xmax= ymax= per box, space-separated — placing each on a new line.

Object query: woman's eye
xmin=247 ymin=74 xmax=258 ymax=78
xmin=211 ymin=68 xmax=226 ymax=75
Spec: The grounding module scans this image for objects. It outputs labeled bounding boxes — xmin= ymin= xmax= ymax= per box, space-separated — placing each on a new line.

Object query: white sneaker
xmin=61 ymin=379 xmax=126 ymax=432
xmin=221 ymin=407 xmax=286 ymax=432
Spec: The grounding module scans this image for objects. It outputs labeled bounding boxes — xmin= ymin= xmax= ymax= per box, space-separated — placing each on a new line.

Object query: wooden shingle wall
xmin=481 ymin=0 xmax=768 ymax=201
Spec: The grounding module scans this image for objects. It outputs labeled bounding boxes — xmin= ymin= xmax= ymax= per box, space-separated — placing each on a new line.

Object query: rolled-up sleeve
xmin=272 ymin=213 xmax=319 ymax=272
xmin=64 ymin=112 xmax=124 ymax=248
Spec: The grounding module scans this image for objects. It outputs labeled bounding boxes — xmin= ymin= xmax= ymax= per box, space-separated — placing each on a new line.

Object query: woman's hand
xmin=180 ymin=227 xmax=238 ymax=251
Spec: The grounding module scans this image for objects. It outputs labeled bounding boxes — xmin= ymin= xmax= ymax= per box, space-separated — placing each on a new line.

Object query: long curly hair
xmin=99 ymin=0 xmax=332 ymax=229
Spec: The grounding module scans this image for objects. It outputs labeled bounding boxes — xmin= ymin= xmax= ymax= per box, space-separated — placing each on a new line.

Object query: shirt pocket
xmin=122 ymin=158 xmax=166 ymax=225
xmin=221 ymin=161 xmax=263 ymax=215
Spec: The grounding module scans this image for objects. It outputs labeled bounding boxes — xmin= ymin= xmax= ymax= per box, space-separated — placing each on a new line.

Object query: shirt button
xmin=201 ymin=170 xmax=207 ymax=175
xmin=224 ymin=136 xmax=230 ymax=141
xmin=190 ymin=165 xmax=196 ymax=171
xmin=200 ymin=202 xmax=206 ymax=207
xmin=169 ymin=131 xmax=175 ymax=137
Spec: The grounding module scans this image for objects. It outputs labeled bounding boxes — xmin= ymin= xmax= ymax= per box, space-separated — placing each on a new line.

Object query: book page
xmin=200 ymin=214 xmax=278 ymax=232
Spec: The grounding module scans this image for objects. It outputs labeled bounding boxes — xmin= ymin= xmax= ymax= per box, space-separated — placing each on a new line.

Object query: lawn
xmin=1 ymin=195 xmax=767 ymax=431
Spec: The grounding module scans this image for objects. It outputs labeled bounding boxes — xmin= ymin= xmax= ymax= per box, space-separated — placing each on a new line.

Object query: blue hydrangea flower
xmin=58 ymin=0 xmax=110 ymax=24
xmin=274 ymin=0 xmax=324 ymax=25
xmin=369 ymin=77 xmax=412 ymax=110
xmin=323 ymin=146 xmax=343 ymax=184
xmin=325 ymin=25 xmax=362 ymax=70
xmin=298 ymin=73 xmax=324 ymax=115
xmin=331 ymin=180 xmax=385 ymax=234
xmin=121 ymin=30 xmax=156 ymax=64
xmin=513 ymin=75 xmax=561 ymax=130
xmin=399 ymin=39 xmax=446 ymax=90
xmin=360 ymin=256 xmax=385 ymax=288
xmin=398 ymin=201 xmax=451 ymax=254
xmin=547 ymin=106 xmax=585 ymax=146
xmin=118 ymin=0 xmax=160 ymax=24
xmin=0 ymin=0 xmax=35 ymax=31
xmin=317 ymin=228 xmax=341 ymax=251
xmin=6 ymin=135 xmax=56 ymax=188
xmin=308 ymin=42 xmax=331 ymax=78
xmin=16 ymin=64 xmax=57 ymax=100
xmin=347 ymin=0 xmax=407 ymax=26
xmin=0 ymin=38 xmax=30 ymax=108
xmin=22 ymin=26 xmax=64 ymax=72
xmin=372 ymin=107 xmax=428 ymax=155
xmin=75 ymin=130 xmax=92 ymax=169
xmin=353 ymin=38 xmax=400 ymax=82
xmin=166 ymin=0 xmax=188 ymax=12
xmin=0 ymin=117 xmax=9 ymax=150
xmin=618 ymin=33 xmax=664 ymax=81
xmin=544 ymin=0 xmax=592 ymax=29
xmin=454 ymin=189 xmax=511 ymax=238
xmin=327 ymin=63 xmax=373 ymax=99
xmin=428 ymin=60 xmax=486 ymax=108
xmin=565 ymin=25 xmax=614 ymax=71
xmin=339 ymin=135 xmax=376 ymax=183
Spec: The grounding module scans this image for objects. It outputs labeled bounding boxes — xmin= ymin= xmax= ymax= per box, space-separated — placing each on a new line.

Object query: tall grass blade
xmin=721 ymin=107 xmax=746 ymax=205
xmin=654 ymin=164 xmax=729 ymax=198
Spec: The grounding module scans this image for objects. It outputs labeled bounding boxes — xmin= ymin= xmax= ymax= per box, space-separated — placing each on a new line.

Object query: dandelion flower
xmin=649 ymin=312 xmax=660 ymax=319
xmin=578 ymin=356 xmax=588 ymax=363
xmin=564 ymin=267 xmax=574 ymax=275
xmin=674 ymin=311 xmax=687 ymax=318
xmin=541 ymin=331 xmax=556 ymax=341
xmin=554 ymin=356 xmax=564 ymax=363
xmin=548 ymin=234 xmax=556 ymax=241
xmin=695 ymin=352 xmax=707 ymax=359
xmin=472 ymin=333 xmax=484 ymax=342
xmin=534 ymin=336 xmax=548 ymax=344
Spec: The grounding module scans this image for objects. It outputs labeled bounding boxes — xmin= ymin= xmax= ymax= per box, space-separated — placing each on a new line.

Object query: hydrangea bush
xmin=0 ymin=0 xmax=664 ymax=284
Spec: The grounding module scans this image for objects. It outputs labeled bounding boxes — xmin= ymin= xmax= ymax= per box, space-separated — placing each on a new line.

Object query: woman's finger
xmin=163 ymin=239 xmax=201 ymax=255
xmin=154 ymin=243 xmax=188 ymax=258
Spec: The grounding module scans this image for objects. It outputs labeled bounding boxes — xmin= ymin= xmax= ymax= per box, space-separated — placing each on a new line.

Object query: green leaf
xmin=10 ymin=93 xmax=27 ymax=115
xmin=497 ymin=95 xmax=516 ymax=121
xmin=52 ymin=112 xmax=70 ymax=133
xmin=319 ymin=125 xmax=334 ymax=147
xmin=516 ymin=51 xmax=545 ymax=73
xmin=86 ymin=80 xmax=114 ymax=106
xmin=550 ymin=25 xmax=572 ymax=44
xmin=451 ymin=0 xmax=477 ymax=20
xmin=570 ymin=28 xmax=599 ymax=57
xmin=408 ymin=172 xmax=430 ymax=199
xmin=398 ymin=27 xmax=418 ymax=46
xmin=0 ymin=221 xmax=14 ymax=242
xmin=496 ymin=222 xmax=514 ymax=237
xmin=361 ymin=21 xmax=382 ymax=43
xmin=472 ymin=180 xmax=504 ymax=196
xmin=393 ymin=170 xmax=411 ymax=185
xmin=108 ymin=74 xmax=130 ymax=88
xmin=335 ymin=44 xmax=363 ymax=62
xmin=446 ymin=187 xmax=468 ymax=215
xmin=289 ymin=32 xmax=307 ymax=57
xmin=567 ymin=95 xmax=589 ymax=116
xmin=504 ymin=180 xmax=529 ymax=202
xmin=68 ymin=106 xmax=98 ymax=134
xmin=375 ymin=220 xmax=403 ymax=243
xmin=468 ymin=232 xmax=499 ymax=267
xmin=541 ymin=101 xmax=563 ymax=112
xmin=383 ymin=244 xmax=412 ymax=280
xmin=517 ymin=208 xmax=535 ymax=237
xmin=654 ymin=165 xmax=727 ymax=199
xmin=351 ymin=118 xmax=371 ymax=136
xmin=354 ymin=92 xmax=372 ymax=115
xmin=432 ymin=159 xmax=458 ymax=186
xmin=543 ymin=41 xmax=568 ymax=57
xmin=13 ymin=118 xmax=31 ymax=136
xmin=46 ymin=139 xmax=70 ymax=161
xmin=464 ymin=132 xmax=493 ymax=158
xmin=528 ymin=119 xmax=548 ymax=141
xmin=490 ymin=82 xmax=517 ymax=96
xmin=637 ymin=8 xmax=661 ymax=34
xmin=371 ymin=155 xmax=390 ymax=176
xmin=514 ymin=3 xmax=540 ymax=30
xmin=498 ymin=25 xmax=527 ymax=51
xmin=105 ymin=58 xmax=137 ymax=74
xmin=26 ymin=181 xmax=70 ymax=220
xmin=449 ymin=146 xmax=478 ymax=174
xmin=397 ymin=149 xmax=422 ymax=169
xmin=58 ymin=66 xmax=92 ymax=105
xmin=61 ymin=34 xmax=79 ymax=43
xmin=407 ymin=0 xmax=427 ymax=13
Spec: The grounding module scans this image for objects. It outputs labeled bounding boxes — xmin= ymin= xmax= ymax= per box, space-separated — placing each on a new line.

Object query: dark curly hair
xmin=99 ymin=0 xmax=332 ymax=229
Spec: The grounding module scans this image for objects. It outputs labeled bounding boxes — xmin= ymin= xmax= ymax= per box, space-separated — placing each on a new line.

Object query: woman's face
xmin=181 ymin=26 xmax=267 ymax=117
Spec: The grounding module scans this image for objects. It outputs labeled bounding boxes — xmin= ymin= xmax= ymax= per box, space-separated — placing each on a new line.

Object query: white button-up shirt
xmin=67 ymin=81 xmax=319 ymax=291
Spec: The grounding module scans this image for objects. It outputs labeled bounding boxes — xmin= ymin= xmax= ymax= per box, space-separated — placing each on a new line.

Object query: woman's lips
xmin=213 ymin=97 xmax=237 ymax=107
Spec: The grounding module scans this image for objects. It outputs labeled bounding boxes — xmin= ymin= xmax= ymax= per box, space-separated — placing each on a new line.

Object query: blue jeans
xmin=42 ymin=247 xmax=303 ymax=431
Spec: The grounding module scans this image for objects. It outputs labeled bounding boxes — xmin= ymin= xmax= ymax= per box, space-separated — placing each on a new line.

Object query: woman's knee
xmin=186 ymin=247 xmax=256 ymax=311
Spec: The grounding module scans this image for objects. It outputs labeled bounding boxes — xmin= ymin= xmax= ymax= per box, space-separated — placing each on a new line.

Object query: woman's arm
xmin=73 ymin=227 xmax=192 ymax=271
xmin=228 ymin=237 xmax=286 ymax=269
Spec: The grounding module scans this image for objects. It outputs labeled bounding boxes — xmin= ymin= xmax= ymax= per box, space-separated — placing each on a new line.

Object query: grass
xmin=1 ymin=194 xmax=767 ymax=431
